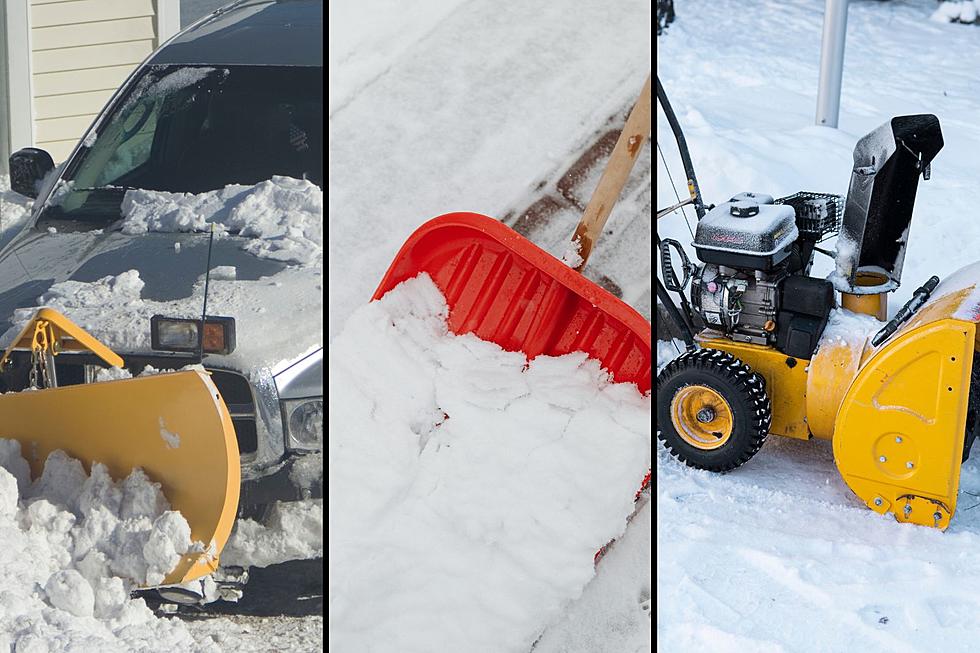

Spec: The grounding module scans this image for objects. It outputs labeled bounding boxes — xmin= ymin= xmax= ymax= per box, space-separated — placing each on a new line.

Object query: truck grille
xmin=208 ymin=370 xmax=258 ymax=454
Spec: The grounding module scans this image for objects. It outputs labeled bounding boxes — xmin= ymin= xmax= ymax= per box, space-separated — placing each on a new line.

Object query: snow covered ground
xmin=329 ymin=0 xmax=652 ymax=649
xmin=659 ymin=0 xmax=980 ymax=650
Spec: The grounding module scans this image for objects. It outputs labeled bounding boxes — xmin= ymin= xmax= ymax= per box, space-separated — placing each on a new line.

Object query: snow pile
xmin=222 ymin=499 xmax=322 ymax=569
xmin=818 ymin=307 xmax=882 ymax=355
xmin=120 ymin=176 xmax=322 ymax=266
xmin=0 ymin=175 xmax=33 ymax=247
xmin=0 ymin=175 xmax=324 ymax=371
xmin=0 ymin=440 xmax=210 ymax=651
xmin=922 ymin=259 xmax=980 ymax=322
xmin=932 ymin=0 xmax=980 ymax=24
xmin=328 ymin=274 xmax=650 ymax=651
xmin=20 ymin=445 xmax=202 ymax=587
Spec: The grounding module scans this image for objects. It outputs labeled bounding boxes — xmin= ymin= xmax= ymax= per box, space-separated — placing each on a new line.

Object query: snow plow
xmin=656 ymin=76 xmax=980 ymax=530
xmin=0 ymin=308 xmax=239 ymax=583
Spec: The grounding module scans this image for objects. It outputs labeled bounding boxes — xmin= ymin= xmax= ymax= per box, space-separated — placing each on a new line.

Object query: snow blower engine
xmin=662 ymin=190 xmax=840 ymax=360
xmin=656 ymin=76 xmax=980 ymax=531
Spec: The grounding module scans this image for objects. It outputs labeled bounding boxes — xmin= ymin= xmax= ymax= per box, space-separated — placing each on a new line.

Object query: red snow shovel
xmin=373 ymin=75 xmax=652 ymax=393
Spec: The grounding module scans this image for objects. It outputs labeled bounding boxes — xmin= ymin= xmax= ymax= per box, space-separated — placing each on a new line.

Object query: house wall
xmin=29 ymin=0 xmax=176 ymax=163
xmin=2 ymin=0 xmax=178 ymax=173
xmin=0 ymin=6 xmax=9 ymax=170
xmin=2 ymin=0 xmax=35 ymax=175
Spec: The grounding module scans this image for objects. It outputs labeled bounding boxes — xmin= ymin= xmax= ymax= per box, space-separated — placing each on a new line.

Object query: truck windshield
xmin=37 ymin=64 xmax=322 ymax=231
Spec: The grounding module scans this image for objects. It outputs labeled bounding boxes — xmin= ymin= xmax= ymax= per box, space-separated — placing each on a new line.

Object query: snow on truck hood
xmin=118 ymin=176 xmax=322 ymax=266
xmin=0 ymin=177 xmax=323 ymax=374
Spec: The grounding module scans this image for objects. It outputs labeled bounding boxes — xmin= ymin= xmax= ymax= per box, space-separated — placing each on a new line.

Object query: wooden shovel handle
xmin=570 ymin=74 xmax=651 ymax=272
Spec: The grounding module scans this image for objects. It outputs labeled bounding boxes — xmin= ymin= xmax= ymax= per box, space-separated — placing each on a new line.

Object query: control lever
xmin=659 ymin=238 xmax=693 ymax=292
xmin=871 ymin=275 xmax=940 ymax=347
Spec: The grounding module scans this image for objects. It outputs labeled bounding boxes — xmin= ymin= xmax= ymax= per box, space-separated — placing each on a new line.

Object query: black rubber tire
xmin=657 ymin=348 xmax=771 ymax=472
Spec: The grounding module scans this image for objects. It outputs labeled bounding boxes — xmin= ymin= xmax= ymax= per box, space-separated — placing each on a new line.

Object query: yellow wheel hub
xmin=670 ymin=385 xmax=734 ymax=450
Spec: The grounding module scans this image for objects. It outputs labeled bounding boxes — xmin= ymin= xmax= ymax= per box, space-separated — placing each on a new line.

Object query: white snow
xmin=0 ymin=440 xmax=214 ymax=651
xmin=659 ymin=0 xmax=980 ymax=650
xmin=329 ymin=0 xmax=652 ymax=647
xmin=159 ymin=418 xmax=181 ymax=449
xmin=0 ymin=175 xmax=324 ymax=373
xmin=328 ymin=0 xmax=651 ymax=342
xmin=328 ymin=274 xmax=650 ymax=651
xmin=184 ymin=615 xmax=323 ymax=652
xmin=562 ymin=236 xmax=584 ymax=268
xmin=221 ymin=499 xmax=322 ymax=569
xmin=0 ymin=175 xmax=34 ymax=249
xmin=532 ymin=499 xmax=651 ymax=653
xmin=0 ymin=266 xmax=322 ymax=375
xmin=818 ymin=307 xmax=883 ymax=355
xmin=932 ymin=0 xmax=980 ymax=23
xmin=921 ymin=259 xmax=980 ymax=323
xmin=657 ymin=338 xmax=686 ymax=373
xmin=120 ymin=176 xmax=322 ymax=266
xmin=288 ymin=452 xmax=322 ymax=493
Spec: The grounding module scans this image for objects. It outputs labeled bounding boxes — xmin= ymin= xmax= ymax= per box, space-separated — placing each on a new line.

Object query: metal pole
xmin=815 ymin=0 xmax=849 ymax=128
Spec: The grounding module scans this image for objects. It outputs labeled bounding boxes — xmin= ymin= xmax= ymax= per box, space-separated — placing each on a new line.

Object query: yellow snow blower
xmin=0 ymin=308 xmax=239 ymax=583
xmin=656 ymin=76 xmax=980 ymax=530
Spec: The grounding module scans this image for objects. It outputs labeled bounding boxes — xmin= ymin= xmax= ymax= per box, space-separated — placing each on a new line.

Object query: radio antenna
xmin=198 ymin=222 xmax=215 ymax=364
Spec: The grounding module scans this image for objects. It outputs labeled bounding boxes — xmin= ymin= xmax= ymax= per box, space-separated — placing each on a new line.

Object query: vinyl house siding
xmin=30 ymin=0 xmax=166 ymax=162
xmin=0 ymin=0 xmax=180 ymax=168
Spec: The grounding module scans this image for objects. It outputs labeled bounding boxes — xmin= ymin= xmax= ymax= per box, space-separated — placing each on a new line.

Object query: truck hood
xmin=0 ymin=226 xmax=323 ymax=374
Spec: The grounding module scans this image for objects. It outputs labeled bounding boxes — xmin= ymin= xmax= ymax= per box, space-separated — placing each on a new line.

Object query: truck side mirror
xmin=8 ymin=148 xmax=55 ymax=199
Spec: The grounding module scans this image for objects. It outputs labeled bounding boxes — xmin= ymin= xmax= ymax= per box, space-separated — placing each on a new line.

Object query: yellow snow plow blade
xmin=0 ymin=310 xmax=240 ymax=585
xmin=834 ymin=283 xmax=979 ymax=529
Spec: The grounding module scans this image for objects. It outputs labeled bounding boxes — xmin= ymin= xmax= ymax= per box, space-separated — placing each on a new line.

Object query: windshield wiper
xmin=70 ymin=185 xmax=142 ymax=192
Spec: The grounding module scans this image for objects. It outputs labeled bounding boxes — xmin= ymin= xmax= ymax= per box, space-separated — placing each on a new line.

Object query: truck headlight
xmin=282 ymin=398 xmax=322 ymax=451
xmin=151 ymin=315 xmax=236 ymax=354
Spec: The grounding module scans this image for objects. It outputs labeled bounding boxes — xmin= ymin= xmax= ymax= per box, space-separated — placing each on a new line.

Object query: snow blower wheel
xmin=657 ymin=349 xmax=771 ymax=471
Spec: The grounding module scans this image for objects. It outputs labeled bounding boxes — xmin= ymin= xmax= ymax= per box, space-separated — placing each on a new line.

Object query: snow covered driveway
xmin=330 ymin=0 xmax=652 ymax=650
xmin=327 ymin=0 xmax=651 ymax=341
xmin=659 ymin=0 xmax=980 ymax=650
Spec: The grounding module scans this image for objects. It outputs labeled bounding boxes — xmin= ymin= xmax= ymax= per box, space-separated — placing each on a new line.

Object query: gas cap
xmin=729 ymin=200 xmax=760 ymax=218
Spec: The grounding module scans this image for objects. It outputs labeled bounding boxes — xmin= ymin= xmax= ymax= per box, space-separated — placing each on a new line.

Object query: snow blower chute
xmin=656 ymin=76 xmax=980 ymax=530
xmin=0 ymin=308 xmax=240 ymax=583
xmin=372 ymin=76 xmax=653 ymax=536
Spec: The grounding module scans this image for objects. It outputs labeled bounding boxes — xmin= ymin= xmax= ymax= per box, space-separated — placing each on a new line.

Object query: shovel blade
xmin=373 ymin=212 xmax=652 ymax=393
